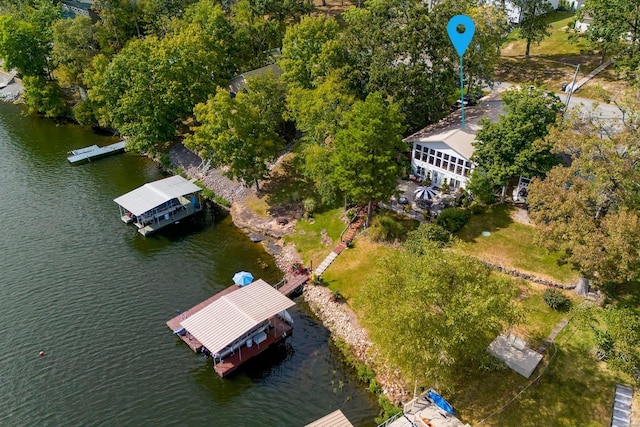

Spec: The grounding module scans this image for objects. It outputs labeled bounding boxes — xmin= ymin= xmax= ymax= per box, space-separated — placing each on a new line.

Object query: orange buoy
xmin=39 ymin=351 xmax=44 ymax=357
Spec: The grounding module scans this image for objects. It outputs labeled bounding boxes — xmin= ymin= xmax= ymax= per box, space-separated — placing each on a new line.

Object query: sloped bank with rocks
xmin=168 ymin=142 xmax=412 ymax=407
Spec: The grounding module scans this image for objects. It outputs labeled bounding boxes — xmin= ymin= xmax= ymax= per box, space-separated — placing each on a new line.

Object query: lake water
xmin=0 ymin=103 xmax=378 ymax=426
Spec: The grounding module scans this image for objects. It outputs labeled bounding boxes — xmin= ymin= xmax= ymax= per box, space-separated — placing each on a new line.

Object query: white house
xmin=404 ymin=95 xmax=503 ymax=190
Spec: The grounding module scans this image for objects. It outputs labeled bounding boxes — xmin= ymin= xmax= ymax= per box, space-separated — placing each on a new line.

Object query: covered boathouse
xmin=113 ymin=175 xmax=203 ymax=236
xmin=166 ymin=279 xmax=296 ymax=377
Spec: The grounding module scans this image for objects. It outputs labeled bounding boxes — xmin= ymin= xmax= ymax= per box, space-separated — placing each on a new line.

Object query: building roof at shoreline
xmin=180 ymin=279 xmax=295 ymax=356
xmin=305 ymin=410 xmax=354 ymax=427
xmin=113 ymin=175 xmax=201 ymax=216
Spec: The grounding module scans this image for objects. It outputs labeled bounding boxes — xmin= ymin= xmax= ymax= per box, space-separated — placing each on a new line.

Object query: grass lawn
xmin=502 ymin=11 xmax=588 ymax=58
xmin=284 ymin=207 xmax=346 ymax=272
xmin=322 ymin=236 xmax=394 ymax=300
xmin=454 ymin=204 xmax=578 ymax=284
xmin=450 ymin=283 xmax=634 ymax=426
xmin=499 ymin=11 xmax=629 ymax=100
xmin=244 ymin=153 xmax=316 ymax=218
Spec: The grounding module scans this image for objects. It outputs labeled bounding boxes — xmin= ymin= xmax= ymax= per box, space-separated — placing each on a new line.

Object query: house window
xmin=436 ymin=151 xmax=442 ymax=158
xmin=414 ymin=150 xmax=420 ymax=159
xmin=465 ymin=161 xmax=472 ymax=168
xmin=456 ymin=165 xmax=463 ymax=175
xmin=417 ymin=166 xmax=425 ymax=177
xmin=429 ymin=148 xmax=435 ymax=155
xmin=435 ymin=158 xmax=441 ymax=167
xmin=416 ymin=144 xmax=422 ymax=152
xmin=457 ymin=158 xmax=464 ymax=165
xmin=448 ymin=162 xmax=456 ymax=172
xmin=463 ymin=168 xmax=470 ymax=177
xmin=428 ymin=155 xmax=434 ymax=165
xmin=443 ymin=154 xmax=449 ymax=161
xmin=452 ymin=179 xmax=461 ymax=188
xmin=422 ymin=152 xmax=428 ymax=161
xmin=442 ymin=160 xmax=448 ymax=170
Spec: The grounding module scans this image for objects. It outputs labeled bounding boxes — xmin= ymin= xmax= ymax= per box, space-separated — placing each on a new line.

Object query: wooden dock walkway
xmin=277 ymin=274 xmax=309 ymax=297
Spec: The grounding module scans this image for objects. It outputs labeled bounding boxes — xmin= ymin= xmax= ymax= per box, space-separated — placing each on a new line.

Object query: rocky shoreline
xmin=168 ymin=142 xmax=411 ymax=406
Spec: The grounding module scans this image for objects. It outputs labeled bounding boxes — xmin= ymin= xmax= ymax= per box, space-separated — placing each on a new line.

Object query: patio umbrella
xmin=414 ymin=186 xmax=438 ymax=200
xmin=232 ymin=271 xmax=254 ymax=286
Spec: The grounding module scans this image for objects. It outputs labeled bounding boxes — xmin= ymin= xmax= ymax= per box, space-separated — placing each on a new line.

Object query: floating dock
xmin=67 ymin=141 xmax=126 ymax=164
xmin=167 ymin=279 xmax=296 ymax=377
xmin=114 ymin=175 xmax=203 ymax=236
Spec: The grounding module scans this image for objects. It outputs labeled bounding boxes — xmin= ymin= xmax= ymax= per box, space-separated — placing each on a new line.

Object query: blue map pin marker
xmin=447 ymin=15 xmax=475 ymax=57
xmin=447 ymin=15 xmax=475 ymax=128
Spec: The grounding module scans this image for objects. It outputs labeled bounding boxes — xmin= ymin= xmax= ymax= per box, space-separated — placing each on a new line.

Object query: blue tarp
xmin=428 ymin=389 xmax=455 ymax=414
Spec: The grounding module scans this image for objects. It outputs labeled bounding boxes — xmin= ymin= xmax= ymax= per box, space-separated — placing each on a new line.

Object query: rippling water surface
xmin=0 ymin=104 xmax=378 ymax=426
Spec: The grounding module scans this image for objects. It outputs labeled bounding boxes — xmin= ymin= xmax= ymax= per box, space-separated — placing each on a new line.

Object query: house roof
xmin=305 ymin=410 xmax=354 ymax=427
xmin=228 ymin=64 xmax=283 ymax=94
xmin=179 ymin=279 xmax=295 ymax=356
xmin=113 ymin=175 xmax=201 ymax=216
xmin=404 ymin=93 xmax=504 ymax=160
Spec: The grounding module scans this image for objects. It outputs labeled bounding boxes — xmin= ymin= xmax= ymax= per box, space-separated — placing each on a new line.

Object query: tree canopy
xmin=0 ymin=0 xmax=60 ymax=78
xmin=355 ymin=235 xmax=520 ymax=387
xmin=278 ymin=15 xmax=339 ymax=89
xmin=577 ymin=0 xmax=640 ymax=79
xmin=185 ymin=72 xmax=287 ymax=190
xmin=528 ymin=99 xmax=640 ymax=286
xmin=85 ymin=1 xmax=236 ymax=151
xmin=330 ymin=92 xmax=406 ymax=222
xmin=472 ymin=86 xmax=564 ymax=201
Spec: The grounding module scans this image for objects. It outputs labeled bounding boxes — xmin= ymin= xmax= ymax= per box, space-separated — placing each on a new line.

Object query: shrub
xmin=543 ymin=288 xmax=571 ymax=311
xmin=436 ymin=208 xmax=469 ymax=232
xmin=302 ymin=197 xmax=317 ymax=217
xmin=469 ymin=203 xmax=486 ymax=215
xmin=468 ymin=168 xmax=497 ymax=205
xmin=405 ymin=223 xmax=451 ymax=252
xmin=375 ymin=396 xmax=402 ymax=425
xmin=369 ymin=214 xmax=405 ymax=242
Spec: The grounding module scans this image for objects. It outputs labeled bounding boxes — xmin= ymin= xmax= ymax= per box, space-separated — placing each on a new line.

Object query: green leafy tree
xmin=577 ymin=0 xmax=640 ymax=75
xmin=464 ymin=3 xmax=509 ymax=91
xmin=330 ymin=92 xmax=406 ymax=223
xmin=335 ymin=0 xmax=458 ymax=133
xmin=92 ymin=0 xmax=140 ymax=54
xmin=584 ymin=306 xmax=640 ymax=376
xmin=0 ymin=0 xmax=60 ymax=78
xmin=286 ymin=75 xmax=355 ymax=145
xmin=230 ymin=0 xmax=313 ymax=70
xmin=185 ymin=72 xmax=286 ymax=190
xmin=23 ymin=75 xmax=67 ymax=118
xmin=528 ymin=100 xmax=640 ymax=291
xmin=51 ymin=16 xmax=98 ymax=87
xmin=86 ymin=1 xmax=236 ymax=151
xmin=467 ymin=167 xmax=497 ymax=205
xmin=514 ymin=0 xmax=553 ymax=57
xmin=472 ymin=86 xmax=564 ymax=202
xmin=286 ymin=76 xmax=355 ymax=204
xmin=278 ymin=15 xmax=339 ymax=89
xmin=355 ymin=240 xmax=520 ymax=387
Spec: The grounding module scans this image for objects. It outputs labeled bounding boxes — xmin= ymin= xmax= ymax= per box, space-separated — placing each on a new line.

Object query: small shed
xmin=488 ymin=334 xmax=543 ymax=378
